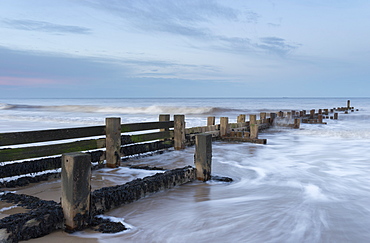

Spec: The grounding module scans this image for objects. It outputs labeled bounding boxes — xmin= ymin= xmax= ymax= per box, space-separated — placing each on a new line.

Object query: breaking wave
xmin=0 ymin=103 xmax=241 ymax=115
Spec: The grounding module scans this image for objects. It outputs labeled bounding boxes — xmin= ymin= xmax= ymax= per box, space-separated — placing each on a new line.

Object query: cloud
xmin=256 ymin=37 xmax=300 ymax=56
xmin=2 ymin=19 xmax=91 ymax=34
xmin=84 ymin=0 xmax=261 ymax=52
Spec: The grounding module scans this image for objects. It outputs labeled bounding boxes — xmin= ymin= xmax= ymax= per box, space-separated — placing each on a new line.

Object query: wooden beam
xmin=0 ymin=126 xmax=106 ymax=146
xmin=121 ymin=121 xmax=174 ymax=133
xmin=0 ymin=138 xmax=106 ymax=162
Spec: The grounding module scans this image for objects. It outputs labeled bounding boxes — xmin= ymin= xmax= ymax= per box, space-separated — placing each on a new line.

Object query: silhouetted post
xmin=347 ymin=100 xmax=351 ymax=109
xmin=194 ymin=134 xmax=212 ymax=181
xmin=207 ymin=116 xmax=215 ymax=126
xmin=237 ymin=114 xmax=246 ymax=123
xmin=220 ymin=117 xmax=229 ymax=137
xmin=61 ymin=152 xmax=91 ymax=231
xmin=106 ymin=117 xmax=121 ymax=168
xmin=334 ymin=113 xmax=338 ymax=119
xmin=159 ymin=114 xmax=170 ymax=132
xmin=174 ymin=115 xmax=185 ymax=150
xmin=293 ymin=118 xmax=301 ymax=129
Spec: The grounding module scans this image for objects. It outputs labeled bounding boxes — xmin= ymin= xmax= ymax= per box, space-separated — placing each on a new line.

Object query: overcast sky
xmin=1 ymin=0 xmax=369 ymax=98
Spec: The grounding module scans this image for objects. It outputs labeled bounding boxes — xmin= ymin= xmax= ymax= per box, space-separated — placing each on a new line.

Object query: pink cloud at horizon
xmin=0 ymin=76 xmax=59 ymax=86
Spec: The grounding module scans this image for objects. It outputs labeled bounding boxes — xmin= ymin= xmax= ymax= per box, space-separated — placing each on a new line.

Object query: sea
xmin=1 ymin=97 xmax=370 ymax=243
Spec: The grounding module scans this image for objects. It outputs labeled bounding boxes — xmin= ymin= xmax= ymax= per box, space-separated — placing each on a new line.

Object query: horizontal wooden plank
xmin=123 ymin=131 xmax=172 ymax=144
xmin=0 ymin=138 xmax=106 ymax=162
xmin=0 ymin=126 xmax=106 ymax=146
xmin=121 ymin=121 xmax=174 ymax=133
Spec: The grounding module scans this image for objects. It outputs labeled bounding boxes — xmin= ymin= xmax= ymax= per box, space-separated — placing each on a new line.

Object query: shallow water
xmin=1 ymin=98 xmax=370 ymax=242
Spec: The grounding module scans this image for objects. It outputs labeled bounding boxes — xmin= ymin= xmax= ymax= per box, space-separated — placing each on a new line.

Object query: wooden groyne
xmin=0 ymin=100 xmax=357 ymax=242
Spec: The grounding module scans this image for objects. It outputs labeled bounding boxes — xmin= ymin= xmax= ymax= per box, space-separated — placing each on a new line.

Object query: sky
xmin=0 ymin=0 xmax=369 ymax=98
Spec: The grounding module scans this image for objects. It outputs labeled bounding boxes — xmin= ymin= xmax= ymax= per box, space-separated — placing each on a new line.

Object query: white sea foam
xmin=303 ymin=184 xmax=329 ymax=201
xmin=0 ymin=103 xmax=13 ymax=110
xmin=0 ymin=205 xmax=18 ymax=213
xmin=1 ymin=103 xmax=219 ymax=115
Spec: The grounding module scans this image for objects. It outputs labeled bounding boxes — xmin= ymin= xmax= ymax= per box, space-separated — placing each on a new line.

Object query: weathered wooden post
xmin=237 ymin=114 xmax=246 ymax=123
xmin=287 ymin=112 xmax=292 ymax=119
xmin=334 ymin=113 xmax=338 ymax=120
xmin=278 ymin=111 xmax=284 ymax=118
xmin=174 ymin=115 xmax=185 ymax=150
xmin=249 ymin=115 xmax=257 ymax=125
xmin=260 ymin=112 xmax=267 ymax=123
xmin=293 ymin=118 xmax=301 ymax=129
xmin=324 ymin=109 xmax=329 ymax=115
xmin=250 ymin=124 xmax=259 ymax=139
xmin=347 ymin=100 xmax=351 ymax=109
xmin=61 ymin=152 xmax=91 ymax=231
xmin=318 ymin=114 xmax=323 ymax=123
xmin=194 ymin=134 xmax=212 ymax=181
xmin=106 ymin=117 xmax=121 ymax=168
xmin=220 ymin=117 xmax=229 ymax=137
xmin=207 ymin=116 xmax=215 ymax=126
xmin=270 ymin=113 xmax=277 ymax=125
xmin=159 ymin=114 xmax=170 ymax=132
xmin=310 ymin=109 xmax=315 ymax=119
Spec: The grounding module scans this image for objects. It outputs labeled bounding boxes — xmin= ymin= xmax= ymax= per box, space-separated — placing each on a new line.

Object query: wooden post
xmin=310 ymin=109 xmax=315 ymax=119
xmin=159 ymin=114 xmax=170 ymax=132
xmin=347 ymin=100 xmax=351 ymax=109
xmin=61 ymin=152 xmax=91 ymax=231
xmin=106 ymin=117 xmax=121 ymax=168
xmin=260 ymin=112 xmax=267 ymax=123
xmin=270 ymin=113 xmax=277 ymax=125
xmin=318 ymin=114 xmax=323 ymax=123
xmin=324 ymin=109 xmax=329 ymax=115
xmin=250 ymin=124 xmax=259 ymax=139
xmin=220 ymin=117 xmax=229 ymax=137
xmin=287 ymin=112 xmax=292 ymax=119
xmin=207 ymin=116 xmax=215 ymax=126
xmin=237 ymin=114 xmax=246 ymax=123
xmin=249 ymin=115 xmax=257 ymax=125
xmin=194 ymin=134 xmax=212 ymax=181
xmin=174 ymin=115 xmax=185 ymax=150
xmin=278 ymin=111 xmax=284 ymax=118
xmin=293 ymin=118 xmax=301 ymax=129
xmin=334 ymin=113 xmax=338 ymax=119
